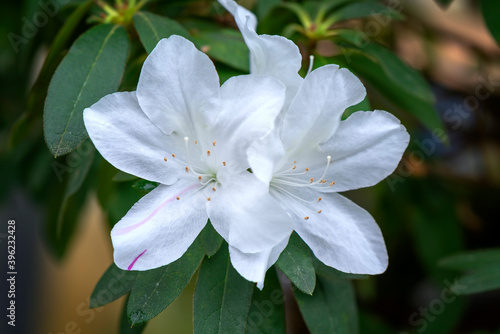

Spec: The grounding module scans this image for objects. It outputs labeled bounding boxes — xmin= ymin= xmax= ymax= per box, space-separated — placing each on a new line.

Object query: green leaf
xmin=275 ymin=233 xmax=316 ymax=294
xmin=313 ymin=258 xmax=368 ymax=280
xmin=44 ymin=24 xmax=130 ymax=157
xmin=481 ymin=0 xmax=500 ymax=45
xmin=112 ymin=171 xmax=139 ymax=182
xmin=193 ymin=30 xmax=250 ymax=72
xmin=127 ymin=240 xmax=205 ymax=325
xmin=132 ymin=179 xmax=159 ymax=194
xmin=9 ymin=0 xmax=94 ymax=148
xmin=343 ymin=95 xmax=371 ymax=120
xmin=326 ymin=3 xmax=403 ymax=24
xmin=194 ymin=245 xmax=254 ymax=334
xmin=439 ymin=248 xmax=500 ymax=271
xmin=90 ymin=263 xmax=138 ymax=308
xmin=133 ymin=11 xmax=191 ymax=54
xmin=457 ymin=265 xmax=500 ymax=295
xmin=246 ymin=268 xmax=285 ymax=334
xmin=295 ymin=276 xmax=358 ymax=334
xmin=120 ymin=295 xmax=147 ymax=334
xmin=329 ymin=45 xmax=444 ymax=134
xmin=256 ymin=0 xmax=282 ymax=19
xmin=200 ymin=221 xmax=223 ymax=257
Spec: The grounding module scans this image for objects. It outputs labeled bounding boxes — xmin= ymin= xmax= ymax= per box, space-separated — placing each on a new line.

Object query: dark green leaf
xmin=256 ymin=0 xmax=282 ymax=19
xmin=133 ymin=11 xmax=191 ymax=54
xmin=132 ymin=179 xmax=159 ymax=194
xmin=313 ymin=258 xmax=368 ymax=280
xmin=439 ymin=248 xmax=500 ymax=271
xmin=44 ymin=24 xmax=130 ymax=157
xmin=127 ymin=241 xmax=205 ymax=325
xmin=9 ymin=0 xmax=94 ymax=149
xmin=326 ymin=3 xmax=403 ymax=24
xmin=193 ymin=30 xmax=250 ymax=72
xmin=481 ymin=0 xmax=500 ymax=45
xmin=90 ymin=263 xmax=138 ymax=308
xmin=120 ymin=295 xmax=147 ymax=334
xmin=276 ymin=233 xmax=316 ymax=294
xmin=295 ymin=276 xmax=358 ymax=334
xmin=343 ymin=95 xmax=371 ymax=120
xmin=246 ymin=268 xmax=285 ymax=334
xmin=112 ymin=171 xmax=139 ymax=182
xmin=457 ymin=265 xmax=500 ymax=295
xmin=194 ymin=245 xmax=254 ymax=334
xmin=200 ymin=221 xmax=223 ymax=257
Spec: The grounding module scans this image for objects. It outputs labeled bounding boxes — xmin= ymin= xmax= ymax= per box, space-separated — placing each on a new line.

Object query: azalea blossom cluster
xmin=83 ymin=0 xmax=409 ymax=288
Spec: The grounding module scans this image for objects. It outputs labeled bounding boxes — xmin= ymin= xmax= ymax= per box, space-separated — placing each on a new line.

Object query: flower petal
xmin=136 ymin=35 xmax=220 ymax=137
xmin=212 ymin=75 xmax=285 ymax=172
xmin=111 ymin=179 xmax=208 ymax=271
xmin=217 ymin=0 xmax=303 ymax=104
xmin=84 ymin=91 xmax=182 ymax=185
xmin=282 ymin=65 xmax=366 ymax=151
xmin=247 ymin=129 xmax=285 ymax=184
xmin=318 ymin=110 xmax=410 ymax=192
xmin=273 ymin=188 xmax=388 ymax=275
xmin=207 ymin=172 xmax=293 ymax=253
xmin=229 ymin=237 xmax=289 ymax=289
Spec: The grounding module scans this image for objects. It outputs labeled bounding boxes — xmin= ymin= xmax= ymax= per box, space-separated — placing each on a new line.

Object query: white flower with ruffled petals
xmin=83 ymin=36 xmax=293 ymax=275
xmin=218 ymin=0 xmax=410 ymax=287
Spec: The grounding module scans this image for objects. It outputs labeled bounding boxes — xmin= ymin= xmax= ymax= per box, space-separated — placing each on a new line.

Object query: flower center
xmin=271 ymin=156 xmax=335 ymax=189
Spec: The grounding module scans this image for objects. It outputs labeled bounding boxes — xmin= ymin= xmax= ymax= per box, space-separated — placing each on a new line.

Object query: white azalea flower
xmin=218 ymin=0 xmax=410 ymax=286
xmin=83 ymin=35 xmax=293 ymax=273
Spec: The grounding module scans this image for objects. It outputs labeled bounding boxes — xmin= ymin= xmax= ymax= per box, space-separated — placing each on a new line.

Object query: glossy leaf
xmin=44 ymin=24 xmax=129 ymax=157
xmin=313 ymin=258 xmax=368 ymax=281
xmin=127 ymin=240 xmax=205 ymax=326
xmin=194 ymin=245 xmax=254 ymax=334
xmin=439 ymin=248 xmax=500 ymax=271
xmin=120 ymin=295 xmax=147 ymax=334
xmin=295 ymin=276 xmax=359 ymax=334
xmin=276 ymin=233 xmax=316 ymax=295
xmin=200 ymin=221 xmax=223 ymax=257
xmin=457 ymin=265 xmax=500 ymax=295
xmin=90 ymin=263 xmax=138 ymax=308
xmin=246 ymin=268 xmax=286 ymax=334
xmin=256 ymin=0 xmax=282 ymax=19
xmin=132 ymin=179 xmax=159 ymax=194
xmin=193 ymin=29 xmax=250 ymax=72
xmin=326 ymin=2 xmax=403 ymax=24
xmin=133 ymin=11 xmax=191 ymax=54
xmin=481 ymin=0 xmax=500 ymax=45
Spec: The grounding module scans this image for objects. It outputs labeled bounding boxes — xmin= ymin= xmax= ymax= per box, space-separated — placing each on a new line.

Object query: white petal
xmin=282 ymin=65 xmax=366 ymax=151
xmin=84 ymin=91 xmax=182 ymax=185
xmin=136 ymin=36 xmax=220 ymax=137
xmin=217 ymin=0 xmax=303 ymax=104
xmin=273 ymin=189 xmax=388 ymax=275
xmin=212 ymin=75 xmax=285 ymax=172
xmin=318 ymin=110 xmax=410 ymax=192
xmin=247 ymin=129 xmax=285 ymax=184
xmin=207 ymin=173 xmax=293 ymax=253
xmin=111 ymin=179 xmax=208 ymax=271
xmin=229 ymin=237 xmax=289 ymax=290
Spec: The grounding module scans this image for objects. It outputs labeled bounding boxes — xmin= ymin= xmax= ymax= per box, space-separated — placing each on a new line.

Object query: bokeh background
xmin=1 ymin=0 xmax=499 ymax=333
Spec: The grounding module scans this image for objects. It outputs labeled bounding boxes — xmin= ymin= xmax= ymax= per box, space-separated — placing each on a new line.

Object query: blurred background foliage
xmin=1 ymin=0 xmax=499 ymax=333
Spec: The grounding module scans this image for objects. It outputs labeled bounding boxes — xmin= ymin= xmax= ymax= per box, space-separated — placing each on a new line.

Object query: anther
xmin=293 ymin=160 xmax=297 ymax=163
xmin=309 ymin=178 xmax=314 ymax=183
xmin=292 ymin=165 xmax=297 ymax=170
xmin=305 ymin=168 xmax=309 ymax=172
xmin=223 ymin=161 xmax=226 ymax=166
xmin=164 ymin=157 xmax=167 ymax=162
xmin=317 ymin=197 xmax=322 ymax=202
xmin=172 ymin=154 xmax=176 ymax=158
xmin=329 ymin=181 xmax=335 ymax=186
xmin=212 ymin=141 xmax=216 ymax=147
xmin=212 ymin=187 xmax=216 ymax=192
xmin=304 ymin=216 xmax=310 ymax=220
xmin=185 ymin=167 xmax=189 ymax=172
xmin=176 ymin=196 xmax=180 ymax=200
xmin=317 ymin=210 xmax=322 ymax=214
xmin=207 ymin=150 xmax=211 ymax=157
xmin=198 ymin=176 xmax=202 ymax=181
xmin=194 ymin=140 xmax=198 ymax=144
xmin=207 ymin=197 xmax=211 ymax=201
